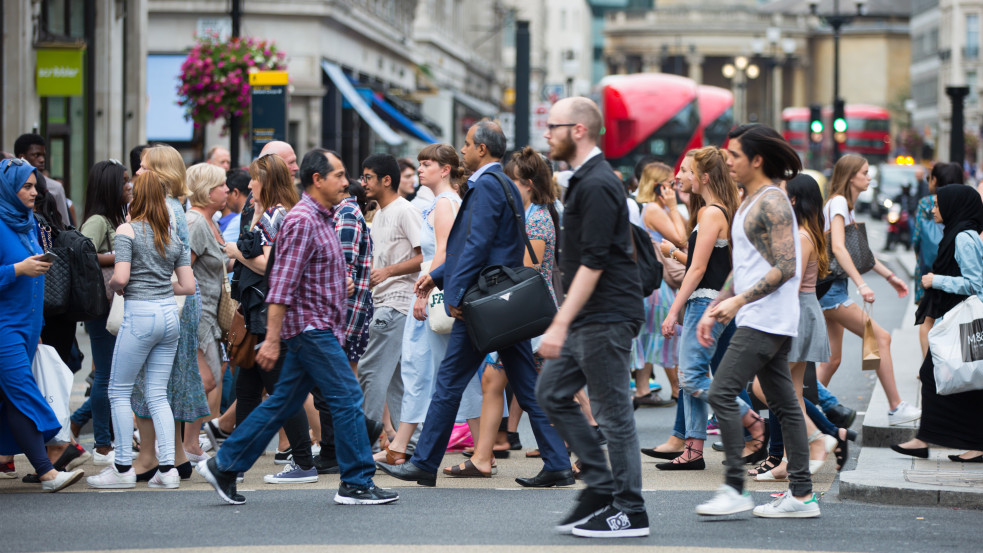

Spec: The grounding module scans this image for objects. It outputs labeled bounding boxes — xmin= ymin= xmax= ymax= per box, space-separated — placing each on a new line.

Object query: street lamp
xmin=809 ymin=0 xmax=867 ymax=163
xmin=723 ymin=56 xmax=759 ymax=124
xmin=753 ymin=28 xmax=798 ymax=128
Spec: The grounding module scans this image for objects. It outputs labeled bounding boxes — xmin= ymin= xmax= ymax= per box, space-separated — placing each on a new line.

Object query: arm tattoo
xmin=740 ymin=190 xmax=797 ymax=305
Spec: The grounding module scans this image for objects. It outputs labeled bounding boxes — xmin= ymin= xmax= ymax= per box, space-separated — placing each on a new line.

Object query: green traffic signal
xmin=810 ymin=120 xmax=824 ymax=134
xmin=833 ymin=118 xmax=847 ymax=133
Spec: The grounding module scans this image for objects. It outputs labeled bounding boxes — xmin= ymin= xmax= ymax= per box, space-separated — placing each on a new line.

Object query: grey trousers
xmin=356 ymin=306 xmax=407 ymax=424
xmin=708 ymin=326 xmax=812 ymax=497
xmin=537 ymin=321 xmax=645 ymax=514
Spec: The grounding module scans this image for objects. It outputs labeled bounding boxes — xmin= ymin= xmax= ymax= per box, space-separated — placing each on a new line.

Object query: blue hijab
xmin=0 ymin=159 xmax=41 ymax=253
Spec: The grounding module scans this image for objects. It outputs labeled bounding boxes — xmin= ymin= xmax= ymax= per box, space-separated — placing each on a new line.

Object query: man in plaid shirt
xmin=198 ymin=149 xmax=397 ymax=506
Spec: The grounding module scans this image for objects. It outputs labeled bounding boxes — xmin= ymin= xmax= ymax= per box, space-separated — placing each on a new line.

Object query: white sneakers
xmin=697 ymin=486 xmax=821 ymax=518
xmin=888 ymin=401 xmax=922 ymax=426
xmin=148 ymin=468 xmax=180 ymax=489
xmin=696 ymin=485 xmax=755 ymax=516
xmin=41 ymin=469 xmax=84 ymax=492
xmin=185 ymin=449 xmax=211 ymax=464
xmin=86 ymin=465 xmax=136 ymax=489
xmin=752 ymin=491 xmax=821 ymax=518
xmin=92 ymin=449 xmax=115 ymax=466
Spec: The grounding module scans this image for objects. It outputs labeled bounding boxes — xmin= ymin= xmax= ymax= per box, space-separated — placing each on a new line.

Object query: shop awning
xmin=366 ymin=91 xmax=438 ymax=143
xmin=321 ymin=60 xmax=403 ymax=146
xmin=453 ymin=90 xmax=499 ymax=117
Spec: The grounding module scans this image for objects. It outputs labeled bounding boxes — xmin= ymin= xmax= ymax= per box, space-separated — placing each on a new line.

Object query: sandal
xmin=808 ymin=430 xmax=839 ymax=474
xmin=442 ymin=459 xmax=491 ymax=478
xmin=525 ymin=449 xmax=541 ymax=458
xmin=384 ymin=447 xmax=409 ymax=465
xmin=742 ymin=414 xmax=770 ymax=464
xmin=747 ymin=455 xmax=783 ymax=477
xmin=835 ymin=428 xmax=857 ymax=471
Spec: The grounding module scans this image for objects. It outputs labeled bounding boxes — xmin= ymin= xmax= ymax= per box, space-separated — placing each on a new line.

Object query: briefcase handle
xmin=476 ymin=265 xmax=523 ymax=294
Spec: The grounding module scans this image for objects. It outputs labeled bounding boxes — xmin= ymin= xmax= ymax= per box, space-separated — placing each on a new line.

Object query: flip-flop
xmin=442 ymin=459 xmax=491 ymax=478
xmin=525 ymin=449 xmax=541 ymax=458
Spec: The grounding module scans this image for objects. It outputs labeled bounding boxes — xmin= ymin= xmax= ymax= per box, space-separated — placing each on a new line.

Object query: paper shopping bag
xmin=862 ymin=304 xmax=880 ymax=371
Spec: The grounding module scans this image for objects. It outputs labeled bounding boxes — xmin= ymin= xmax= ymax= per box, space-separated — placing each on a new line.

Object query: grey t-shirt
xmin=187 ymin=209 xmax=227 ymax=343
xmin=115 ymin=221 xmax=189 ymax=300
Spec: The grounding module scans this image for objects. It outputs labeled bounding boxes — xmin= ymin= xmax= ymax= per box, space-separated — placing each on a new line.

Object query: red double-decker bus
xmin=782 ymin=104 xmax=891 ymax=166
xmin=600 ymin=73 xmax=701 ymax=176
xmin=698 ymin=85 xmax=735 ymax=148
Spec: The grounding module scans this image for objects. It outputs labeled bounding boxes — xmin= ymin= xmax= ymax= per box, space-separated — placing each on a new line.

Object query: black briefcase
xmin=461 ymin=173 xmax=557 ymax=353
xmin=462 ymin=265 xmax=557 ymax=353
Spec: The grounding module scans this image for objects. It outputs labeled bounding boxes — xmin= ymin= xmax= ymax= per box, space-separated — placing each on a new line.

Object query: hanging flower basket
xmin=177 ymin=32 xmax=287 ymax=137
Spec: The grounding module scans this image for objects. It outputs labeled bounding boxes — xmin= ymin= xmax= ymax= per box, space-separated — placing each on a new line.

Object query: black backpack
xmin=38 ymin=214 xmax=109 ymax=321
xmin=629 ymin=223 xmax=663 ymax=297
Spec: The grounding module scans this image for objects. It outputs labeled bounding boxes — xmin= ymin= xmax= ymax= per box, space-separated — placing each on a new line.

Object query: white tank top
xmin=731 ymin=186 xmax=801 ymax=336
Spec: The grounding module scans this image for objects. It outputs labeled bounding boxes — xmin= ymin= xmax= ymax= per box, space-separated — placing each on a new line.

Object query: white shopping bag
xmin=928 ymin=295 xmax=983 ymax=395
xmin=30 ymin=344 xmax=74 ymax=443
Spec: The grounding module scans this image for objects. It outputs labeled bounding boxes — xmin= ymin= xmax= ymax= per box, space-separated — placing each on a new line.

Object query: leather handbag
xmin=217 ymin=279 xmax=236 ymax=340
xmin=37 ymin=214 xmax=70 ymax=315
xmin=461 ymin=174 xmax=557 ymax=353
xmin=654 ymin=242 xmax=686 ymax=290
xmin=825 ymin=221 xmax=875 ymax=280
xmin=226 ymin=306 xmax=257 ymax=368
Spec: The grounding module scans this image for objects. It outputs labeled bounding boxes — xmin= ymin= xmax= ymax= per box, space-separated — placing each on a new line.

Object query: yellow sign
xmin=503 ymin=87 xmax=515 ymax=107
xmin=249 ymin=71 xmax=289 ymax=86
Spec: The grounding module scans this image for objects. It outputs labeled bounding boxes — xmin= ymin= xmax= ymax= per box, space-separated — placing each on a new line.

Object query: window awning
xmin=453 ymin=90 xmax=499 ymax=117
xmin=363 ymin=90 xmax=438 ymax=143
xmin=321 ymin=60 xmax=403 ymax=146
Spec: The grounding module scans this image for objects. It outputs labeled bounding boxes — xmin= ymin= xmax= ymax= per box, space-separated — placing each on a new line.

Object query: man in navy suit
xmin=376 ymin=121 xmax=572 ymax=487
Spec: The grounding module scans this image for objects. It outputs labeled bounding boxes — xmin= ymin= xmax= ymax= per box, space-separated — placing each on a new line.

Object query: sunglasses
xmin=2 ymin=158 xmax=26 ymax=173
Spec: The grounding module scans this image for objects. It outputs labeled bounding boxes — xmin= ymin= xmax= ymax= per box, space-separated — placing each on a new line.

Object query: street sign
xmin=249 ymin=71 xmax=289 ymax=159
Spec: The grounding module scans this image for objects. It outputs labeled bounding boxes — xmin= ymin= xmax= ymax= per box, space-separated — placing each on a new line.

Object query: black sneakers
xmin=196 ymin=458 xmax=246 ymax=505
xmin=332 ymin=482 xmax=399 ymax=505
xmin=556 ymin=489 xmax=614 ymax=534
xmin=572 ymin=505 xmax=650 ymax=538
xmin=313 ymin=454 xmax=340 ymax=474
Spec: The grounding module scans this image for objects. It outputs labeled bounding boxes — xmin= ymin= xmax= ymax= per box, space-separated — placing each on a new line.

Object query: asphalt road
xmin=6 ymin=215 xmax=974 ymax=553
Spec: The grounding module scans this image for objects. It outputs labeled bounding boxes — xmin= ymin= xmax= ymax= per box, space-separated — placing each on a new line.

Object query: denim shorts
xmin=818 ymin=278 xmax=854 ymax=311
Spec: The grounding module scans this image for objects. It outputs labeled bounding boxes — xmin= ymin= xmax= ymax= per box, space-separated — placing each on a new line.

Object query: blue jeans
xmin=816 ymin=382 xmax=839 ymax=411
xmin=769 ymin=398 xmax=839 ymax=457
xmin=216 ymin=330 xmax=376 ymax=488
xmin=72 ymin=314 xmax=116 ymax=448
xmin=411 ymin=320 xmax=569 ymax=474
xmin=678 ymin=298 xmax=747 ymax=440
xmin=109 ymin=299 xmax=180 ymax=466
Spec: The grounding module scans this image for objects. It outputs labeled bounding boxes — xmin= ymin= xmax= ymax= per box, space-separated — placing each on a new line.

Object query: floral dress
xmin=131 ymin=197 xmax=210 ymax=422
xmin=631 ymin=203 xmax=680 ymax=369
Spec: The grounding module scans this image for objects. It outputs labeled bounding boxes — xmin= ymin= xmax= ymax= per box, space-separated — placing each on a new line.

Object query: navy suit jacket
xmin=429 ymin=163 xmax=527 ymax=313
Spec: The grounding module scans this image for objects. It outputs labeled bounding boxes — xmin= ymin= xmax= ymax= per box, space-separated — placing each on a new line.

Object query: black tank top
xmin=684 ymin=204 xmax=732 ymax=291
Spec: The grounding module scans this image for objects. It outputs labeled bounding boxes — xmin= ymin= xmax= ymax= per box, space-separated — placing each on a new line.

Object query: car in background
xmin=871 ymin=163 xmax=925 ymax=218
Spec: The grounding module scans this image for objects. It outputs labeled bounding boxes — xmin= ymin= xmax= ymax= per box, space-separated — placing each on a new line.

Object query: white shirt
xmin=371 ymin=196 xmax=422 ymax=314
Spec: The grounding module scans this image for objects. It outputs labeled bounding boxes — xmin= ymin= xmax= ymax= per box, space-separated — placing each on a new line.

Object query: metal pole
xmin=515 ymin=20 xmax=530 ymax=150
xmin=832 ymin=10 xmax=842 ymax=163
xmin=230 ymin=0 xmax=242 ymax=167
xmin=947 ymin=86 xmax=970 ymax=165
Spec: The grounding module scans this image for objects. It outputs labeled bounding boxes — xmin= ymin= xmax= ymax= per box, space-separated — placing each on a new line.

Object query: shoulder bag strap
xmin=489 ymin=172 xmax=539 ymax=265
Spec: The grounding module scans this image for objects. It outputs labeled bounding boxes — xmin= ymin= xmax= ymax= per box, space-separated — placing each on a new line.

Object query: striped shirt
xmin=266 ymin=193 xmax=347 ymax=342
xmin=332 ymin=196 xmax=373 ymax=345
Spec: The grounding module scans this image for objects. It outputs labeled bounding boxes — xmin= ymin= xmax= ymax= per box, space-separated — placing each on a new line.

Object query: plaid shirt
xmin=266 ymin=193 xmax=347 ymax=342
xmin=332 ymin=196 xmax=373 ymax=345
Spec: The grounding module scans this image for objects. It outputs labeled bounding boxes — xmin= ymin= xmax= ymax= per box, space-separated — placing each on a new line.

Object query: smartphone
xmin=38 ymin=251 xmax=59 ymax=263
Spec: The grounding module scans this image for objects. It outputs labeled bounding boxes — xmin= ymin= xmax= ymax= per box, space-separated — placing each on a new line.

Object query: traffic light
xmin=833 ymin=99 xmax=847 ymax=144
xmin=809 ymin=104 xmax=823 ymax=143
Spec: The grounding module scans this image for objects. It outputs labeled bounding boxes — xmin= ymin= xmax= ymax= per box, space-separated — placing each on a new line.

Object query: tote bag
xmin=31 ymin=344 xmax=74 ymax=444
xmin=928 ymin=295 xmax=983 ymax=395
xmin=420 ymin=260 xmax=454 ymax=334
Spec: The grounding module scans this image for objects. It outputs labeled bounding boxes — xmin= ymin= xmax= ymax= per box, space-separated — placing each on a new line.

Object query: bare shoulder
xmin=115 ymin=222 xmax=135 ymax=237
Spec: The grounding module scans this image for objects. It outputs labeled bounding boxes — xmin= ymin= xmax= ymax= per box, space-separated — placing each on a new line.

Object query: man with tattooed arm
xmin=693 ymin=124 xmax=820 ymax=519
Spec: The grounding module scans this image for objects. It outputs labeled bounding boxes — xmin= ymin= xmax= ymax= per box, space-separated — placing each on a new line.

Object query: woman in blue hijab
xmin=0 ymin=158 xmax=84 ymax=491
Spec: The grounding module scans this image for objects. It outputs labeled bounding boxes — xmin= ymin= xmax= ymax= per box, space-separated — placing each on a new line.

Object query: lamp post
xmin=809 ymin=0 xmax=867 ymax=163
xmin=723 ymin=55 xmax=760 ymax=124
xmin=752 ymin=28 xmax=798 ymax=129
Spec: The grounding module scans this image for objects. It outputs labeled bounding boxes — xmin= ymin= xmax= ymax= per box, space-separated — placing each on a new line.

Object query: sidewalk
xmin=838 ymin=249 xmax=983 ymax=509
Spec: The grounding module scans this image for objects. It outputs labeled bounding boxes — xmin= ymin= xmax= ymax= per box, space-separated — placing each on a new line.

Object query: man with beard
xmin=536 ymin=97 xmax=649 ymax=538
xmin=377 ymin=121 xmax=572 ymax=489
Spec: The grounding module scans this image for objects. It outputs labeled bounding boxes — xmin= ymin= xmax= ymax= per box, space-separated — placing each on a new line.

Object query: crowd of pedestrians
xmin=2 ymin=99 xmax=981 ymax=536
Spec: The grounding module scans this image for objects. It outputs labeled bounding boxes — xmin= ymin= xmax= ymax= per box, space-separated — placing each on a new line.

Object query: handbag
xmin=226 ymin=306 xmax=258 ymax=368
xmin=36 ymin=214 xmax=70 ymax=315
xmin=861 ymin=303 xmax=880 ymax=371
xmin=32 ymin=344 xmax=74 ymax=444
xmin=420 ymin=261 xmax=454 ymax=334
xmin=824 ymin=221 xmax=876 ymax=281
xmin=461 ymin=174 xmax=558 ymax=354
xmin=654 ymin=242 xmax=686 ymax=290
xmin=928 ymin=295 xmax=983 ymax=395
xmin=217 ymin=279 xmax=236 ymax=340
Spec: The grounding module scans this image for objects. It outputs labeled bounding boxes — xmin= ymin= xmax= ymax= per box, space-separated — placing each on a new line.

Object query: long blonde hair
xmin=827 ymin=154 xmax=867 ymax=210
xmin=142 ymin=144 xmax=189 ymax=199
xmin=128 ymin=171 xmax=172 ymax=256
xmin=636 ymin=162 xmax=673 ymax=204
